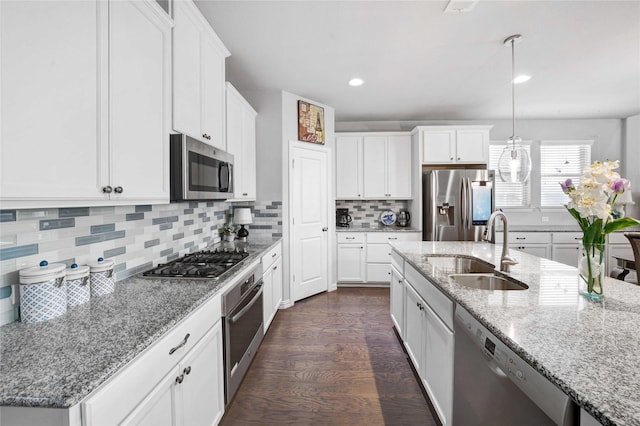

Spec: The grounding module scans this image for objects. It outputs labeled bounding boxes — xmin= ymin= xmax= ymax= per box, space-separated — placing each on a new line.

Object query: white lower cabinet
xmin=337 ymin=233 xmax=366 ymax=283
xmin=82 ymin=294 xmax=224 ymax=426
xmin=401 ymin=263 xmax=454 ymax=426
xmin=262 ymin=242 xmax=283 ymax=333
xmin=123 ymin=322 xmax=224 ymax=426
xmin=390 ymin=265 xmax=405 ymax=339
xmin=423 ymin=303 xmax=454 ymax=425
xmin=337 ymin=232 xmax=420 ymax=284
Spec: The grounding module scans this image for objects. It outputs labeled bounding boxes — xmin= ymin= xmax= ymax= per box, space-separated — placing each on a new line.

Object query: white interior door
xmin=290 ymin=144 xmax=329 ymax=301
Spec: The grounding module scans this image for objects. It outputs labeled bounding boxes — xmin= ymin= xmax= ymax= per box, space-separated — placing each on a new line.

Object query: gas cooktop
xmin=142 ymin=248 xmax=250 ymax=279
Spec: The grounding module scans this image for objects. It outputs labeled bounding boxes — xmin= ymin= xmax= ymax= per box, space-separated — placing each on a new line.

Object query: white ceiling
xmin=195 ymin=0 xmax=640 ymax=122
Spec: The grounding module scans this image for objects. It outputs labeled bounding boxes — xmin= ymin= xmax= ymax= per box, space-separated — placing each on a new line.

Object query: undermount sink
xmin=424 ymin=255 xmax=495 ymax=274
xmin=449 ymin=273 xmax=529 ymax=291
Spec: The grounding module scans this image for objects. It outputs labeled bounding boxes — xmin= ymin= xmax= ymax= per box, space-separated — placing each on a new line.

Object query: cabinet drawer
xmin=497 ymin=232 xmax=551 ymax=244
xmin=366 ymin=263 xmax=392 ymax=282
xmin=405 ymin=263 xmax=453 ymax=330
xmin=367 ymin=243 xmax=392 ymax=263
xmin=552 ymin=232 xmax=583 ymax=244
xmin=367 ymin=232 xmax=420 ymax=244
xmin=261 ymin=241 xmax=282 ymax=270
xmin=391 ymin=250 xmax=404 ymax=273
xmin=337 ymin=232 xmax=365 ymax=243
xmin=83 ymin=294 xmax=221 ymax=424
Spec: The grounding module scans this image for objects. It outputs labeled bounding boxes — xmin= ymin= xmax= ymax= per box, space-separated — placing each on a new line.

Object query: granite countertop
xmin=0 ymin=237 xmax=282 ymax=409
xmin=336 ymin=225 xmax=420 ymax=233
xmin=390 ymin=241 xmax=640 ymax=426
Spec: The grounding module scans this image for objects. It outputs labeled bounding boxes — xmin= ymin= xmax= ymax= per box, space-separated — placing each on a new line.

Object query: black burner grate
xmin=143 ymin=248 xmax=250 ymax=279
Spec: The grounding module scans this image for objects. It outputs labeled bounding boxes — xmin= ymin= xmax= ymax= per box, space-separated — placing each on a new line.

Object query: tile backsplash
xmin=0 ymin=200 xmax=281 ymax=325
xmin=336 ymin=200 xmax=410 ymax=228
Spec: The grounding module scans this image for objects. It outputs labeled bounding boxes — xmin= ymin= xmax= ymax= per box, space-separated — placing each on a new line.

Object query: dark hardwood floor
xmin=221 ymin=287 xmax=437 ymax=425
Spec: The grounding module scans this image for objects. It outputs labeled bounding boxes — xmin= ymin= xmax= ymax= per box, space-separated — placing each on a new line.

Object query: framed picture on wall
xmin=297 ymin=100 xmax=325 ymax=144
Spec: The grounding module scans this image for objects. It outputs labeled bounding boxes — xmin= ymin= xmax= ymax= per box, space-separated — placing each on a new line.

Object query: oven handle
xmin=230 ymin=283 xmax=263 ymax=324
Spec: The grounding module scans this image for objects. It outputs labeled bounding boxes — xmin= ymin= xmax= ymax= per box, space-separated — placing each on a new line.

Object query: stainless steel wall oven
xmin=221 ymin=263 xmax=264 ymax=404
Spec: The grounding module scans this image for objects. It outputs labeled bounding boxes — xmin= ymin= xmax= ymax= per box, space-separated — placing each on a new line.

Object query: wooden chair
xmin=623 ymin=232 xmax=640 ymax=283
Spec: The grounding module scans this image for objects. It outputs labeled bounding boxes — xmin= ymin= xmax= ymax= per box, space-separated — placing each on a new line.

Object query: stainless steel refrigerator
xmin=422 ymin=167 xmax=495 ymax=242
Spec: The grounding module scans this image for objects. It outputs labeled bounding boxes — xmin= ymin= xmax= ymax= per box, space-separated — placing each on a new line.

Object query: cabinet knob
xmin=242 ymin=193 xmax=248 ymax=196
xmin=184 ymin=366 xmax=192 ymax=375
xmin=450 ymin=157 xmax=454 ymax=160
xmin=322 ymin=227 xmax=328 ymax=232
xmin=457 ymin=157 xmax=460 ymax=160
xmin=202 ymin=133 xmax=211 ymax=140
xmin=175 ymin=374 xmax=184 ymax=384
xmin=114 ymin=186 xmax=123 ymax=194
xmin=102 ymin=186 xmax=113 ymax=194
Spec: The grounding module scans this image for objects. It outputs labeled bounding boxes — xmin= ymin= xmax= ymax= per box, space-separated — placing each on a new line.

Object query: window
xmin=539 ymin=141 xmax=592 ymax=207
xmin=489 ymin=143 xmax=531 ymax=208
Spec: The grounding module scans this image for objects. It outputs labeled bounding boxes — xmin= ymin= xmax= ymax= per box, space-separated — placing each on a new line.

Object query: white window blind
xmin=489 ymin=143 xmax=531 ymax=208
xmin=540 ymin=141 xmax=592 ymax=207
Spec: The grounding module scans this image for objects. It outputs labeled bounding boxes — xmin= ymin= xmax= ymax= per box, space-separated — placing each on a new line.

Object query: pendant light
xmin=498 ymin=34 xmax=532 ymax=184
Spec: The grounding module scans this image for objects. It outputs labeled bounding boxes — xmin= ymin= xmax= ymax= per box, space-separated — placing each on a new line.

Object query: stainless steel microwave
xmin=170 ymin=134 xmax=233 ymax=201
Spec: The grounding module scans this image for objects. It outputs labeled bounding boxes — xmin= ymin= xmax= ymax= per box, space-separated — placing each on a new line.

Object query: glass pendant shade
xmin=498 ymin=138 xmax=531 ymax=183
xmin=498 ymin=34 xmax=531 ymax=184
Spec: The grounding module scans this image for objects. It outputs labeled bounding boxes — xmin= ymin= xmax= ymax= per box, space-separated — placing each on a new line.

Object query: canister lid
xmin=66 ymin=263 xmax=90 ymax=280
xmin=19 ymin=260 xmax=66 ymax=284
xmin=87 ymin=257 xmax=115 ymax=273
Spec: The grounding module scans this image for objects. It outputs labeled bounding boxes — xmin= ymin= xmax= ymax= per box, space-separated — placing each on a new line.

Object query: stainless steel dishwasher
xmin=453 ymin=306 xmax=577 ymax=425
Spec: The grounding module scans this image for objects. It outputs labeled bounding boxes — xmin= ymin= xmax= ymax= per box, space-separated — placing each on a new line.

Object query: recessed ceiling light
xmin=514 ymin=75 xmax=531 ymax=84
xmin=348 ymin=78 xmax=364 ymax=87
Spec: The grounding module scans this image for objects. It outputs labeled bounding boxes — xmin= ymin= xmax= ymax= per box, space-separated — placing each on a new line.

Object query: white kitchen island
xmin=390 ymin=241 xmax=640 ymax=426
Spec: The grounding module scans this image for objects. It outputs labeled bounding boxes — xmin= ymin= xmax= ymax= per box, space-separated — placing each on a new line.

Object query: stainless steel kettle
xmin=397 ymin=210 xmax=411 ymax=227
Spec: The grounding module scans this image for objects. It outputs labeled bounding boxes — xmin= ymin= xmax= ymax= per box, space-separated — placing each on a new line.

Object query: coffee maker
xmin=336 ymin=208 xmax=352 ymax=227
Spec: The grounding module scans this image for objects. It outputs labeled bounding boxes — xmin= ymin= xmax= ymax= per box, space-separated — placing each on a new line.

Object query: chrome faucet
xmin=484 ymin=210 xmax=518 ymax=272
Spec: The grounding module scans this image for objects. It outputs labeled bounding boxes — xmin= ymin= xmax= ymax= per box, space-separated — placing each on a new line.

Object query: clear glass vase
xmin=578 ymin=242 xmax=606 ymax=300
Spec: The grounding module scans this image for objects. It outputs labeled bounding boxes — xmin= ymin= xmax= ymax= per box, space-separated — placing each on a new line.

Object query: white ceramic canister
xmin=87 ymin=257 xmax=115 ymax=297
xmin=66 ymin=263 xmax=90 ymax=307
xmin=19 ymin=260 xmax=67 ymax=323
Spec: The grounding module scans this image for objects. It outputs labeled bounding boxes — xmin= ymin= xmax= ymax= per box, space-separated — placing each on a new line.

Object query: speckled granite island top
xmin=0 ymin=238 xmax=281 ymax=409
xmin=390 ymin=241 xmax=640 ymax=426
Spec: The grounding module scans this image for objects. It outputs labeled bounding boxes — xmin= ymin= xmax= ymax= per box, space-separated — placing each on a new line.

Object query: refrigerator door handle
xmin=431 ymin=171 xmax=438 ymax=240
xmin=460 ymin=177 xmax=467 ymax=230
xmin=466 ymin=177 xmax=473 ymax=229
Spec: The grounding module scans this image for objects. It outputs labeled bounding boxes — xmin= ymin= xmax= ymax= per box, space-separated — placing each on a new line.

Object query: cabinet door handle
xmin=515 ymin=237 xmax=526 ymax=240
xmin=176 ymin=374 xmax=184 ymax=384
xmin=169 ymin=333 xmax=190 ymax=355
xmin=322 ymin=227 xmax=328 ymax=232
xmin=450 ymin=157 xmax=454 ymax=160
xmin=184 ymin=366 xmax=192 ymax=375
xmin=273 ymin=265 xmax=278 ymax=271
xmin=388 ymin=237 xmax=398 ymax=240
xmin=345 ymin=237 xmax=355 ymax=240
xmin=574 ymin=237 xmax=581 ymax=241
xmin=114 ymin=186 xmax=123 ymax=194
xmin=272 ymin=252 xmax=277 ymax=258
xmin=242 ymin=192 xmax=248 ymax=196
xmin=102 ymin=186 xmax=113 ymax=194
xmin=457 ymin=157 xmax=460 ymax=160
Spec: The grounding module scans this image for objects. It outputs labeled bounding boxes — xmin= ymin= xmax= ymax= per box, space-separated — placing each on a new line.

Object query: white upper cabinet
xmin=363 ymin=134 xmax=412 ymax=199
xmin=336 ymin=132 xmax=411 ymax=200
xmin=173 ymin=0 xmax=230 ymax=149
xmin=0 ymin=0 xmax=171 ymax=208
xmin=335 ymin=135 xmax=363 ymax=199
xmin=226 ymin=83 xmax=257 ymax=201
xmin=417 ymin=125 xmax=492 ymax=165
xmin=109 ymin=0 xmax=171 ymax=202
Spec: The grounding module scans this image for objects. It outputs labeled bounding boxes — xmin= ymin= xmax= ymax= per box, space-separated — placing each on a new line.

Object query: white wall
xmin=623 ymin=114 xmax=640 ymax=219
